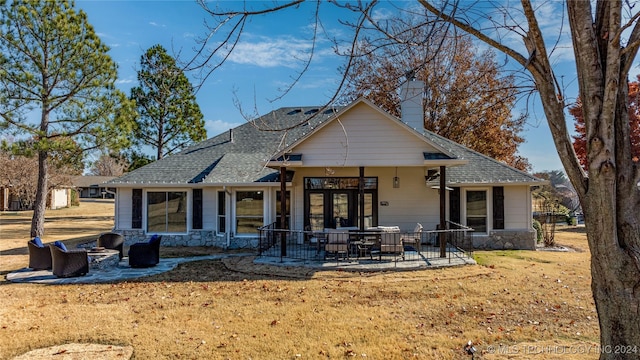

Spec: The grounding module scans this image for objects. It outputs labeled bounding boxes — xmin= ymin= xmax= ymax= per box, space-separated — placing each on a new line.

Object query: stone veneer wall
xmin=115 ymin=229 xmax=258 ymax=250
xmin=472 ymin=229 xmax=537 ymax=250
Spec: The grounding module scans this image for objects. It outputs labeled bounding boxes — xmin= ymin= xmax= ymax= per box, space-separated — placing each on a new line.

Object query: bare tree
xmin=88 ymin=153 xmax=127 ymax=177
xmin=191 ymin=1 xmax=640 ymax=355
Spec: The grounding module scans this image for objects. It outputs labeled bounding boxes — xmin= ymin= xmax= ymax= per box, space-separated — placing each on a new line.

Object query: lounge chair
xmin=49 ymin=242 xmax=89 ymax=278
xmin=324 ymin=230 xmax=349 ymax=260
xmin=380 ymin=230 xmax=404 ymax=260
xmin=128 ymin=235 xmax=162 ymax=268
xmin=97 ymin=232 xmax=125 ymax=260
xmin=27 ymin=237 xmax=52 ymax=270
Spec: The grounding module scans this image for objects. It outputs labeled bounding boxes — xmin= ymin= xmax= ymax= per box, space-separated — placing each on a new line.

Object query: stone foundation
xmin=113 ymin=229 xmax=257 ymax=250
xmin=472 ymin=229 xmax=537 ymax=250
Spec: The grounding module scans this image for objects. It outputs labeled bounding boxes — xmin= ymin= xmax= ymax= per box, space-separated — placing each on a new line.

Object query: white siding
xmin=117 ymin=188 xmax=133 ymax=229
xmin=202 ymin=188 xmax=217 ymax=230
xmin=292 ymin=103 xmax=441 ymax=167
xmin=504 ymin=185 xmax=531 ymax=229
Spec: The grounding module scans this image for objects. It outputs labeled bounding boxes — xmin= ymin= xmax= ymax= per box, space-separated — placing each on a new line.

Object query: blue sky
xmin=75 ymin=0 xmax=578 ymax=172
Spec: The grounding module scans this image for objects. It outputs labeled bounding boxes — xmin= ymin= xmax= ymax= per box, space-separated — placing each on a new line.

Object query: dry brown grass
xmin=0 ymin=201 xmax=600 ymax=359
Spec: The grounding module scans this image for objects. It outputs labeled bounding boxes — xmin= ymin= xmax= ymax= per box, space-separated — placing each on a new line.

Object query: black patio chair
xmin=97 ymin=232 xmax=125 ymax=260
xmin=128 ymin=235 xmax=162 ymax=268
xmin=49 ymin=243 xmax=89 ymax=278
xmin=27 ymin=238 xmax=52 ymax=270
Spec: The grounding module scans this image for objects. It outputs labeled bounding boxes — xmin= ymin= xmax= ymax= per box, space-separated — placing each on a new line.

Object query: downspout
xmin=105 ymin=188 xmax=117 ymax=231
xmin=223 ymin=186 xmax=231 ymax=249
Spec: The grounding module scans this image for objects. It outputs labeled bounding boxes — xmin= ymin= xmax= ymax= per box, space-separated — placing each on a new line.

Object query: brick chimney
xmin=399 ymin=75 xmax=425 ymax=133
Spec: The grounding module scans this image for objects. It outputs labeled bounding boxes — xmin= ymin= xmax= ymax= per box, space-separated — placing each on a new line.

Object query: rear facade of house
xmin=108 ymin=83 xmax=543 ymax=251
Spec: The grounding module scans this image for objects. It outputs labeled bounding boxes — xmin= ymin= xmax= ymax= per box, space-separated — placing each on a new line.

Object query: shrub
xmin=532 ymin=219 xmax=543 ymax=243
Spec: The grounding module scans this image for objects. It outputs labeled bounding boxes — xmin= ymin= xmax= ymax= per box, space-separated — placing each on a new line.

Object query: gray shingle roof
xmin=109 ymin=107 xmax=338 ymax=185
xmin=108 ymin=104 xmax=543 ymax=186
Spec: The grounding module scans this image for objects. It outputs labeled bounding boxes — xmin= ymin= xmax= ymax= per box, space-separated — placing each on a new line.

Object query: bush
xmin=532 ymin=219 xmax=543 ymax=243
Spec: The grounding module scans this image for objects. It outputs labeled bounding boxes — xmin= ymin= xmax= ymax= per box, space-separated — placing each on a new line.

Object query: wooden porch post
xmin=439 ymin=165 xmax=447 ymax=258
xmin=359 ymin=166 xmax=365 ymax=231
xmin=280 ymin=166 xmax=287 ymax=257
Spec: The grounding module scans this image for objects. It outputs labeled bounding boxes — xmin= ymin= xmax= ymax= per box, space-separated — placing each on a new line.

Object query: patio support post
xmin=439 ymin=165 xmax=447 ymax=258
xmin=280 ymin=166 xmax=287 ymax=257
xmin=359 ymin=166 xmax=365 ymax=231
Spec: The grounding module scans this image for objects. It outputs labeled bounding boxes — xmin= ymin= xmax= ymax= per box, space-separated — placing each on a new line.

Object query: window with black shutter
xmin=449 ymin=187 xmax=460 ymax=224
xmin=193 ymin=189 xmax=203 ymax=230
xmin=132 ymin=189 xmax=142 ymax=229
xmin=493 ymin=186 xmax=505 ymax=229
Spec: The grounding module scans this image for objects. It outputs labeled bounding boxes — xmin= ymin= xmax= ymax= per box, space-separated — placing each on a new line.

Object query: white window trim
xmin=143 ymin=189 xmax=191 ymax=235
xmin=462 ymin=187 xmax=492 ymax=235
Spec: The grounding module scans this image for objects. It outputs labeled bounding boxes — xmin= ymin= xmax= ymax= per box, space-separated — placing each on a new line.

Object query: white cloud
xmin=115 ymin=79 xmax=135 ymax=85
xmin=149 ymin=21 xmax=166 ymax=28
xmin=221 ymin=35 xmax=333 ymax=68
xmin=205 ymin=119 xmax=243 ymax=137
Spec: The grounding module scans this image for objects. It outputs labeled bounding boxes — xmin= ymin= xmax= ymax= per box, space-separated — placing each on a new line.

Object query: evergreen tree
xmin=130 ymin=44 xmax=206 ymax=160
xmin=0 ymin=0 xmax=136 ymax=237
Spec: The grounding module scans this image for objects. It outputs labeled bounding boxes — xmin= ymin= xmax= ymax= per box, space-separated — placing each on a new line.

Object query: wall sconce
xmin=393 ymin=167 xmax=400 ymax=188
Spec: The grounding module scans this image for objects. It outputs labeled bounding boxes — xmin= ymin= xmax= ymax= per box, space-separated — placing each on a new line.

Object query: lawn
xmin=0 ymin=200 xmax=600 ymax=359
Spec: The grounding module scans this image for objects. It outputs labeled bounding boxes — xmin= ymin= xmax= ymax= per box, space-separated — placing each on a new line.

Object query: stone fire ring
xmin=11 ymin=343 xmax=133 ymax=360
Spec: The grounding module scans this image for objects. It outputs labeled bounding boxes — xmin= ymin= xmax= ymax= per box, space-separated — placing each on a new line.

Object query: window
xmin=466 ymin=190 xmax=487 ymax=233
xmin=147 ymin=191 xmax=187 ymax=233
xmin=236 ymin=191 xmax=263 ymax=234
xmin=218 ymin=191 xmax=226 ymax=233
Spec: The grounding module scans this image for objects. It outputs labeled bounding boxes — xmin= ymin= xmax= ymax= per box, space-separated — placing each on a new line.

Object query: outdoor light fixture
xmin=393 ymin=167 xmax=400 ymax=188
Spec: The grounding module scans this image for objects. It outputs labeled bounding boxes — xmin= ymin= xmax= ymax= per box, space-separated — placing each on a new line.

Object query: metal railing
xmin=258 ymin=222 xmax=473 ymax=264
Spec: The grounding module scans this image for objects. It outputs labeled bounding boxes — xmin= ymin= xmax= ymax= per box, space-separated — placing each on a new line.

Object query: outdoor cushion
xmin=54 ymin=241 xmax=67 ymax=252
xmin=32 ymin=236 xmax=44 ymax=248
xmin=149 ymin=234 xmax=160 ymax=244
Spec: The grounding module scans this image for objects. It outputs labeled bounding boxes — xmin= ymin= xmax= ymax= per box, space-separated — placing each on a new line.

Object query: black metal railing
xmin=258 ymin=222 xmax=474 ymax=264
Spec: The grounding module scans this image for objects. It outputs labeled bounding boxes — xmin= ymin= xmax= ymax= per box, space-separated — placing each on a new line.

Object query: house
xmin=107 ymin=80 xmax=544 ymax=250
xmin=1 ymin=186 xmax=71 ymax=211
xmin=73 ymin=176 xmax=116 ymax=199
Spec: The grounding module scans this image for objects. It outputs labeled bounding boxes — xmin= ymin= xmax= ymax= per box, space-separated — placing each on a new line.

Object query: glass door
xmin=308 ymin=193 xmax=325 ymax=231
xmin=332 ymin=192 xmax=353 ymax=228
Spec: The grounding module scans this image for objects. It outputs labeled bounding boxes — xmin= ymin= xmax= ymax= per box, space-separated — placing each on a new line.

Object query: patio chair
xmin=27 ymin=237 xmax=52 ymax=270
xmin=49 ymin=242 xmax=89 ymax=278
xmin=400 ymin=223 xmax=423 ymax=255
xmin=97 ymin=232 xmax=125 ymax=260
xmin=128 ymin=235 xmax=162 ymax=268
xmin=324 ymin=230 xmax=349 ymax=260
xmin=380 ymin=231 xmax=404 ymax=260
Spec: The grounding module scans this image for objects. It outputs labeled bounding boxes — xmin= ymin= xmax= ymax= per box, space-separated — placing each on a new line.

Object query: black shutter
xmin=493 ymin=186 xmax=505 ymax=229
xmin=132 ymin=189 xmax=142 ymax=229
xmin=449 ymin=187 xmax=460 ymax=224
xmin=193 ymin=189 xmax=203 ymax=230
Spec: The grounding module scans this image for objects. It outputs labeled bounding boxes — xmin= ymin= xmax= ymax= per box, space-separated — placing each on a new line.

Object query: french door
xmin=304 ymin=177 xmax=378 ymax=231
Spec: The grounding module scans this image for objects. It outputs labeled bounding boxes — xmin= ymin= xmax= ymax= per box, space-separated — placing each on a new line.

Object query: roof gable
xmin=273 ymin=98 xmax=459 ymax=167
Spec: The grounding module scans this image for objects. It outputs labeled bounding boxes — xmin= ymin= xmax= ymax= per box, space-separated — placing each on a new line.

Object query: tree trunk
xmin=585 ymin=211 xmax=640 ymax=359
xmin=30 ymin=149 xmax=48 ymax=238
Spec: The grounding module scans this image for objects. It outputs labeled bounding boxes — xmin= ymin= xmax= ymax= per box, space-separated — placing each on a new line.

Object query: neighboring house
xmin=108 ymin=80 xmax=545 ymax=250
xmin=73 ymin=176 xmax=116 ymax=198
xmin=0 ymin=186 xmax=70 ymax=211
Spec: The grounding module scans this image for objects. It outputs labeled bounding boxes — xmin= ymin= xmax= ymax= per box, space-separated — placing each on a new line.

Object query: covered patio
xmin=258 ymin=220 xmax=474 ymax=268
